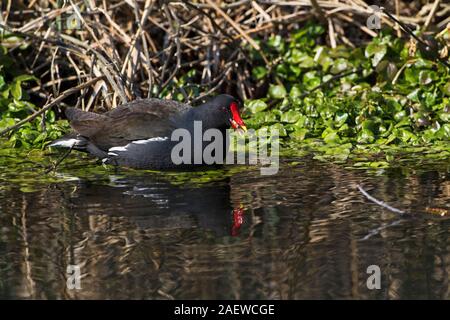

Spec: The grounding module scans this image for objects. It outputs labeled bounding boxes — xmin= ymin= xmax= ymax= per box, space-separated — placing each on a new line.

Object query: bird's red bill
xmin=230 ymin=102 xmax=247 ymax=132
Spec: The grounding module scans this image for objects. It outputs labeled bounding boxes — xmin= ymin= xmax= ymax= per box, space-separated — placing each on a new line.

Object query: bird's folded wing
xmin=105 ymin=98 xmax=191 ymax=119
xmin=65 ymin=107 xmax=109 ymax=137
xmin=67 ymin=98 xmax=191 ymax=150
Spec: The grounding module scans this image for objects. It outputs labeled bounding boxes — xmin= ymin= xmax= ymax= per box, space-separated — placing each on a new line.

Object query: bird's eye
xmin=222 ymin=106 xmax=231 ymax=115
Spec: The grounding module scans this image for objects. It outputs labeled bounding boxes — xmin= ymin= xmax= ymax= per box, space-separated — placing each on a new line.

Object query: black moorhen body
xmin=49 ymin=94 xmax=247 ymax=169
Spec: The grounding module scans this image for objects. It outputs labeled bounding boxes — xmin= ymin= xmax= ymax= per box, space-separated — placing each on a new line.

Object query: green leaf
xmin=365 ymin=42 xmax=387 ymax=67
xmin=269 ymin=123 xmax=287 ymax=136
xmin=418 ymin=70 xmax=437 ymax=85
xmin=290 ymin=49 xmax=315 ymax=68
xmin=280 ymin=110 xmax=300 ymax=123
xmin=252 ymin=66 xmax=268 ymax=80
xmin=334 ymin=111 xmax=348 ymax=127
xmin=291 ymin=128 xmax=308 ymax=140
xmin=0 ymin=117 xmax=16 ymax=130
xmin=289 ymin=85 xmax=302 ymax=100
xmin=323 ymin=131 xmax=340 ymax=144
xmin=267 ymin=35 xmax=284 ymax=52
xmin=245 ymin=99 xmax=268 ymax=114
xmin=357 ymin=128 xmax=375 ymax=144
xmin=438 ymin=111 xmax=450 ymax=122
xmin=423 ymin=92 xmax=436 ymax=108
xmin=397 ymin=128 xmax=417 ymax=143
xmin=404 ymin=68 xmax=419 ymax=84
xmin=13 ymin=74 xmax=38 ymax=83
xmin=11 ymin=82 xmax=22 ymax=100
xmin=302 ymin=71 xmax=320 ymax=90
xmin=441 ymin=82 xmax=450 ymax=96
xmin=330 ymin=58 xmax=348 ymax=74
xmin=268 ymin=84 xmax=287 ymax=99
xmin=407 ymin=88 xmax=420 ymax=102
xmin=394 ymin=110 xmax=407 ymax=121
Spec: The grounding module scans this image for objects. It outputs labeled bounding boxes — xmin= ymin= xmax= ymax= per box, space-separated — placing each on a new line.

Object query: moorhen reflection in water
xmin=66 ymin=175 xmax=245 ymax=237
xmin=49 ymin=95 xmax=247 ymax=169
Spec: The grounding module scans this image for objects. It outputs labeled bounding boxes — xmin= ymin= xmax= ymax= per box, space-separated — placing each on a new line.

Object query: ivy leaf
xmin=13 ymin=74 xmax=38 ymax=83
xmin=330 ymin=58 xmax=348 ymax=74
xmin=11 ymin=82 xmax=22 ymax=100
xmin=357 ymin=128 xmax=375 ymax=144
xmin=269 ymin=123 xmax=287 ymax=136
xmin=419 ymin=70 xmax=437 ymax=85
xmin=365 ymin=42 xmax=387 ymax=67
xmin=245 ymin=99 xmax=268 ymax=114
xmin=267 ymin=35 xmax=284 ymax=52
xmin=323 ymin=131 xmax=341 ymax=144
xmin=334 ymin=111 xmax=348 ymax=127
xmin=268 ymin=85 xmax=287 ymax=99
xmin=252 ymin=66 xmax=268 ymax=80
xmin=442 ymin=82 xmax=450 ymax=96
xmin=281 ymin=110 xmax=300 ymax=123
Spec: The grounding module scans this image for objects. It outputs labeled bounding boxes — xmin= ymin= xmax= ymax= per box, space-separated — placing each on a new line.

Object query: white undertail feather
xmin=48 ymin=138 xmax=81 ymax=148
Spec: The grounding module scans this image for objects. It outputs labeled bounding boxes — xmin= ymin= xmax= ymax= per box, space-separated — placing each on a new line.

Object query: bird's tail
xmin=48 ymin=134 xmax=108 ymax=159
xmin=48 ymin=133 xmax=85 ymax=149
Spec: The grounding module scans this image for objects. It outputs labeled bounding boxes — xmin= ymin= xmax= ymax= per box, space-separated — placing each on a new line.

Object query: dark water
xmin=0 ymin=151 xmax=449 ymax=299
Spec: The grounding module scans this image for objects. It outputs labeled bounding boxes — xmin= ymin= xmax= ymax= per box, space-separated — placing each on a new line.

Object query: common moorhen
xmin=49 ymin=94 xmax=247 ymax=169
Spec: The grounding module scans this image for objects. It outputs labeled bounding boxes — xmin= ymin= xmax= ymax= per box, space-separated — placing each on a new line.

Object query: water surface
xmin=0 ymin=150 xmax=449 ymax=299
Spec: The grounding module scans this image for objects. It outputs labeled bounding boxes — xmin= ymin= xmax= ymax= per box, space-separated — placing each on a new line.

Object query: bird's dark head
xmin=200 ymin=94 xmax=247 ymax=133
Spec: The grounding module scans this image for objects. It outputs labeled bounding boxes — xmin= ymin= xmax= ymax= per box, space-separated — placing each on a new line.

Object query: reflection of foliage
xmin=244 ymin=25 xmax=450 ymax=166
xmin=0 ymin=45 xmax=69 ymax=148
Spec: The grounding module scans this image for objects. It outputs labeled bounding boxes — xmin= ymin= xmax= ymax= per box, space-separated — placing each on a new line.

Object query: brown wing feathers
xmin=65 ymin=107 xmax=108 ymax=137
xmin=64 ymin=99 xmax=191 ymax=150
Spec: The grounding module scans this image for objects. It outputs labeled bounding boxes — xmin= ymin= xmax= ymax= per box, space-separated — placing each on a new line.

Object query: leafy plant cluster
xmin=244 ymin=24 xmax=450 ymax=164
xmin=0 ymin=45 xmax=68 ymax=148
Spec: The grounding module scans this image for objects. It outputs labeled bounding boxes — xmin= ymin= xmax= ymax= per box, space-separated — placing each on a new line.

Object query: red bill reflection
xmin=231 ymin=205 xmax=245 ymax=236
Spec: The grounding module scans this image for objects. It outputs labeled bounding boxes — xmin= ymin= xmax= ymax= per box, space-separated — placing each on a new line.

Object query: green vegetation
xmin=0 ymin=45 xmax=68 ymax=148
xmin=243 ymin=24 xmax=450 ymax=166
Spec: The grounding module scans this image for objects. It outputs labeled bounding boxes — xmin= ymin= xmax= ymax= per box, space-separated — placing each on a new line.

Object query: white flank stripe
xmin=49 ymin=138 xmax=80 ymax=148
xmin=132 ymin=137 xmax=168 ymax=144
xmin=108 ymin=152 xmax=119 ymax=157
xmin=109 ymin=146 xmax=128 ymax=152
xmin=108 ymin=137 xmax=168 ymax=154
